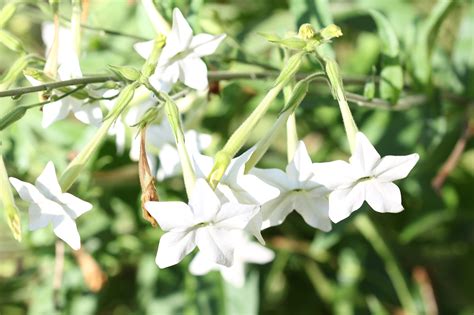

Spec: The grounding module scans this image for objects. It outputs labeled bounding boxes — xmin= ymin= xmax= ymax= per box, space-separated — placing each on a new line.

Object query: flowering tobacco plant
xmin=2 ymin=1 xmax=451 ymax=312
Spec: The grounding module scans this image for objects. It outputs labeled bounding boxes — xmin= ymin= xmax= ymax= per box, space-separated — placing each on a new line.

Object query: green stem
xmin=323 ymin=58 xmax=359 ymax=151
xmin=0 ymin=154 xmax=22 ymax=241
xmin=283 ymin=81 xmax=298 ymax=162
xmin=59 ymin=82 xmax=139 ymax=191
xmin=354 ymin=214 xmax=418 ymax=315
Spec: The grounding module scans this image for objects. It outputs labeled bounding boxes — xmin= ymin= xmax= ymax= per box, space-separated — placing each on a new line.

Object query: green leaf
xmin=379 ymin=56 xmax=404 ymax=104
xmin=368 ymin=10 xmax=399 ymax=57
xmin=411 ymin=0 xmax=456 ymax=85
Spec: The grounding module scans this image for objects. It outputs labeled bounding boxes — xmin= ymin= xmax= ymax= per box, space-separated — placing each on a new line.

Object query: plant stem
xmin=354 ymin=214 xmax=418 ymax=315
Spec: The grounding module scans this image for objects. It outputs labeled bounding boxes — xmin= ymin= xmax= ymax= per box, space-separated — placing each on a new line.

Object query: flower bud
xmin=274 ymin=51 xmax=305 ymax=87
xmin=298 ymin=23 xmax=316 ymax=40
xmin=319 ymin=24 xmax=343 ymax=41
xmin=108 ymin=65 xmax=140 ymax=82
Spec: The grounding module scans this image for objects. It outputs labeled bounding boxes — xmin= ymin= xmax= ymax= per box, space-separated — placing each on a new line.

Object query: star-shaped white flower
xmin=252 ymin=141 xmax=332 ymax=231
xmin=27 ymin=23 xmax=103 ymax=128
xmin=145 ymin=179 xmax=260 ymax=268
xmin=192 ymin=148 xmax=280 ymax=243
xmin=189 ymin=231 xmax=274 ymax=287
xmin=134 ymin=8 xmax=226 ymax=92
xmin=9 ymin=162 xmax=92 ymax=250
xmin=312 ymin=132 xmax=419 ymax=223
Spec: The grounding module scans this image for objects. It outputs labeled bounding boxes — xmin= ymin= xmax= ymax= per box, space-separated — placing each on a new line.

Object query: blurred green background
xmin=0 ymin=0 xmax=473 ymax=314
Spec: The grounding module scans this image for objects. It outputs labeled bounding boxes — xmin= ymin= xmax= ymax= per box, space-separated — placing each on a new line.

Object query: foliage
xmin=0 ymin=0 xmax=473 ymax=314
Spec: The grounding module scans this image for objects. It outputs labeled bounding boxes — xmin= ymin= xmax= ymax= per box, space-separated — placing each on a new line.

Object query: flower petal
xmin=350 ymin=132 xmax=381 ymax=175
xmin=41 ymin=100 xmax=71 ymax=128
xmin=294 ymin=193 xmax=332 ymax=232
xmin=178 ymin=57 xmax=208 ymax=90
xmin=251 ymin=168 xmax=291 ymax=191
xmin=195 ymin=227 xmax=234 ymax=267
xmin=28 ymin=204 xmax=53 ymax=230
xmin=73 ymin=102 xmax=103 ymax=126
xmin=189 ymin=251 xmax=217 ymax=275
xmin=156 ymin=230 xmax=196 ymax=268
xmin=52 ymin=215 xmax=81 ymax=250
xmin=240 ymin=242 xmax=275 ymax=264
xmin=133 ymin=40 xmax=155 ymax=59
xmin=312 ymin=160 xmax=357 ymax=190
xmin=191 ymin=152 xmax=214 ymax=179
xmin=261 ymin=194 xmax=294 ymax=229
xmin=190 ymin=33 xmax=226 ymax=57
xmin=9 ymin=177 xmax=45 ymax=203
xmin=221 ymin=262 xmax=245 ymax=288
xmin=373 ymin=153 xmax=419 ymax=182
xmin=144 ymin=201 xmax=193 ymax=231
xmin=35 ymin=161 xmax=62 ymax=198
xmin=214 ymin=202 xmax=259 ymax=230
xmin=59 ymin=193 xmax=93 ymax=219
xmin=328 ymin=183 xmax=366 ymax=223
xmin=159 ymin=8 xmax=193 ymax=63
xmin=287 ymin=141 xmax=315 ymax=184
xmin=365 ymin=181 xmax=404 ymax=213
xmin=189 ymin=178 xmax=221 ymax=223
xmin=157 ymin=143 xmax=181 ymax=180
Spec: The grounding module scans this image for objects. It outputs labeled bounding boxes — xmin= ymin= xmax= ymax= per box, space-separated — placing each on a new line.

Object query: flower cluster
xmin=6 ymin=6 xmax=420 ymax=288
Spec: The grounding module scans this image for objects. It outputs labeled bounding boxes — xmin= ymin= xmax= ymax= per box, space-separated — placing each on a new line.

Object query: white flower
xmin=145 ymin=179 xmax=259 ymax=268
xmin=192 ymin=148 xmax=280 ymax=243
xmin=252 ymin=141 xmax=332 ymax=231
xmin=189 ymin=231 xmax=274 ymax=287
xmin=28 ymin=23 xmax=103 ymax=128
xmin=312 ymin=132 xmax=419 ymax=223
xmin=134 ymin=8 xmax=226 ymax=92
xmin=9 ymin=162 xmax=92 ymax=250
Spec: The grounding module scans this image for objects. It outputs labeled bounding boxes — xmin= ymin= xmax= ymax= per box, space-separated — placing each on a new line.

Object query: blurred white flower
xmin=26 ymin=23 xmax=103 ymax=128
xmin=312 ymin=132 xmax=419 ymax=223
xmin=9 ymin=162 xmax=92 ymax=250
xmin=252 ymin=141 xmax=332 ymax=232
xmin=189 ymin=231 xmax=274 ymax=287
xmin=145 ymin=179 xmax=259 ymax=268
xmin=134 ymin=8 xmax=226 ymax=91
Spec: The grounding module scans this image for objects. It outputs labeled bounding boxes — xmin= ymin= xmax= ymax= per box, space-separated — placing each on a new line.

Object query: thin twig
xmin=0 ymin=76 xmax=118 ymax=98
xmin=432 ymin=115 xmax=473 ymax=191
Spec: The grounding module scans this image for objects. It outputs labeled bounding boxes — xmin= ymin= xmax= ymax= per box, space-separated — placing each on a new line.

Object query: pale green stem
xmin=163 ymin=97 xmax=196 ymax=197
xmin=283 ymin=82 xmax=298 ymax=162
xmin=0 ymin=154 xmax=22 ymax=241
xmin=207 ymin=52 xmax=304 ymax=188
xmin=71 ymin=0 xmax=81 ymax=56
xmin=244 ymin=106 xmax=292 ymax=173
xmin=140 ymin=0 xmax=170 ymax=35
xmin=59 ymin=82 xmax=139 ymax=191
xmin=354 ymin=214 xmax=419 ymax=315
xmin=324 ymin=58 xmax=358 ymax=151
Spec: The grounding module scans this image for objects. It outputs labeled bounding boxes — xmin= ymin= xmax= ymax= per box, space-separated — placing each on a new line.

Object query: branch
xmin=0 ymin=75 xmax=118 ymax=98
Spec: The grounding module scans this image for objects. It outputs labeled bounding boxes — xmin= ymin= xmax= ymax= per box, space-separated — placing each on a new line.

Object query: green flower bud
xmin=108 ymin=65 xmax=140 ymax=82
xmin=279 ymin=79 xmax=309 ymax=115
xmin=298 ymin=23 xmax=317 ymax=40
xmin=0 ymin=155 xmax=22 ymax=242
xmin=319 ymin=24 xmax=343 ymax=41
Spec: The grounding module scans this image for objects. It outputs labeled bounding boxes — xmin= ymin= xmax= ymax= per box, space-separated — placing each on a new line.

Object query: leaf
xmin=368 ymin=10 xmax=399 ymax=57
xmin=379 ymin=56 xmax=404 ymax=104
xmin=411 ymin=0 xmax=456 ymax=85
